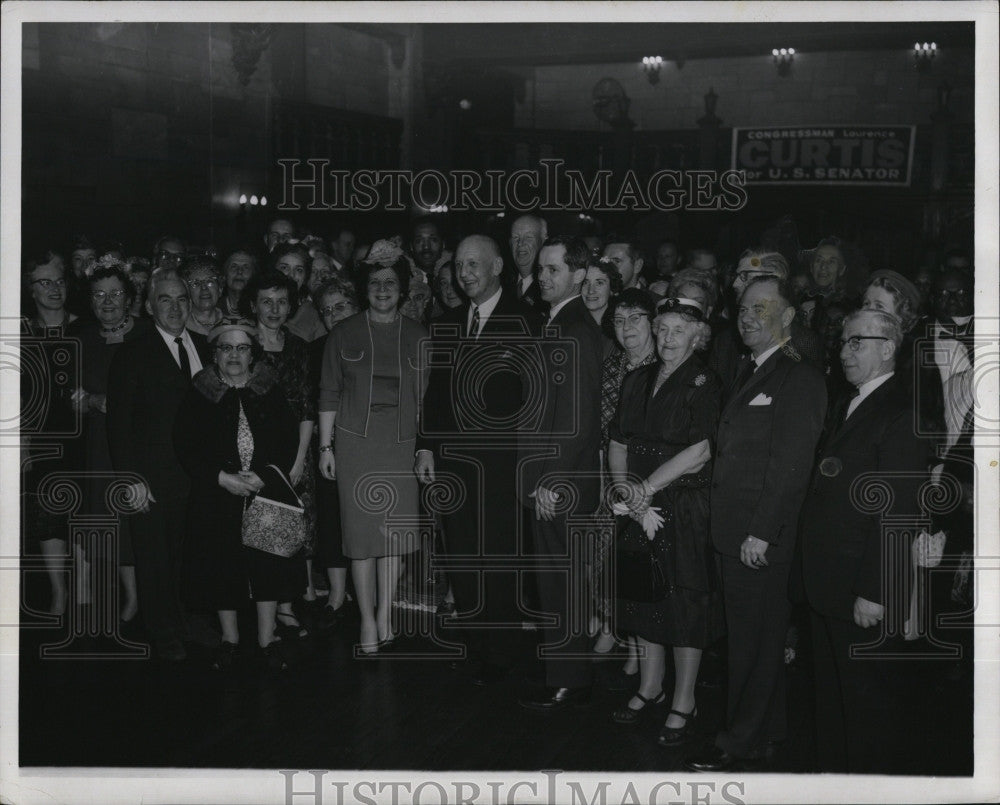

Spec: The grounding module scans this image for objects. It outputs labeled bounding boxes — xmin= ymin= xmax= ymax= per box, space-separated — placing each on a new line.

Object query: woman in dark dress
xmin=244 ymin=270 xmax=315 ymax=636
xmin=607 ymin=296 xmax=724 ymax=746
xmin=174 ymin=318 xmax=301 ymax=670
xmin=74 ymin=262 xmax=153 ymax=622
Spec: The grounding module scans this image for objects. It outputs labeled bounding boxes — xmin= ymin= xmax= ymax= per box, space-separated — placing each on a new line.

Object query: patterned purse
xmin=241 ymin=464 xmax=306 ymax=558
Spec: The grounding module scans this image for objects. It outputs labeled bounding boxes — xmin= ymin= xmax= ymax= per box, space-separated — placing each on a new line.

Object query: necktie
xmin=732 ymin=357 xmax=755 ymax=394
xmin=175 ymin=336 xmax=192 ymax=379
xmin=468 ymin=305 xmax=480 ymax=339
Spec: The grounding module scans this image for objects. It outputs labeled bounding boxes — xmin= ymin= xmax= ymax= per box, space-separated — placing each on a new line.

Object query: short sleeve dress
xmin=609 ymin=354 xmax=725 ymax=648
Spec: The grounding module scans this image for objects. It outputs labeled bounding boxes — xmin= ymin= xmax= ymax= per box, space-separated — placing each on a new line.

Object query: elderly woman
xmin=582 ymin=257 xmax=624 ymax=329
xmin=73 ymin=262 xmax=153 ymax=622
xmin=174 ymin=318 xmax=301 ymax=670
xmin=318 ymin=256 xmax=427 ymax=652
xmin=274 ymin=243 xmax=326 ymax=342
xmin=220 ymin=248 xmax=259 ymax=317
xmin=607 ymin=297 xmax=724 ymax=746
xmin=307 ymin=277 xmax=359 ymax=625
xmin=181 ymin=255 xmax=224 ymax=335
xmin=593 ymin=288 xmax=659 ymax=657
xmin=243 ymin=270 xmax=315 ymax=637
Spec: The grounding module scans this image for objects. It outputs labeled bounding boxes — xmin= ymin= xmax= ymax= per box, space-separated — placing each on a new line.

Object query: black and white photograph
xmin=1 ymin=3 xmax=998 ymax=804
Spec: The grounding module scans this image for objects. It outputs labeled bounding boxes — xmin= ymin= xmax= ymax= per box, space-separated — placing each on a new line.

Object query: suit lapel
xmin=722 ymin=351 xmax=780 ymax=415
xmin=825 ymin=379 xmax=895 ymax=449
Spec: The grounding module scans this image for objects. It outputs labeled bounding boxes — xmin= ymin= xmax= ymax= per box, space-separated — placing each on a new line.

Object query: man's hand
xmin=127 ymin=481 xmax=156 ymax=513
xmin=531 ymin=485 xmax=560 ymax=521
xmin=853 ymin=596 xmax=885 ymax=629
xmin=414 ymin=450 xmax=435 ymax=484
xmin=318 ymin=451 xmax=336 ymax=481
xmin=740 ymin=535 xmax=769 ymax=569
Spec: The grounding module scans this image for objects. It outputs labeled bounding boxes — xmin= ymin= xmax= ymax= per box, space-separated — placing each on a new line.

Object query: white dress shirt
xmin=846 ymin=371 xmax=894 ymax=419
xmin=467 ymin=286 xmax=503 ymax=339
xmin=155 ymin=325 xmax=203 ymax=377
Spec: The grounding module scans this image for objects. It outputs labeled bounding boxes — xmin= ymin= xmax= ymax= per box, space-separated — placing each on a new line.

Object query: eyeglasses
xmin=612 ymin=313 xmax=649 ymax=328
xmin=32 ymin=278 xmax=66 ymax=289
xmin=216 ymin=343 xmax=253 ymax=355
xmin=319 ymin=303 xmax=355 ymax=316
xmin=735 ymin=270 xmax=778 ymax=284
xmin=157 ymin=251 xmax=184 ymax=262
xmin=91 ymin=289 xmax=126 ymax=302
xmin=839 ymin=336 xmax=890 ymax=352
xmin=937 ymin=288 xmax=969 ymax=297
xmin=189 ymin=279 xmax=219 ymax=291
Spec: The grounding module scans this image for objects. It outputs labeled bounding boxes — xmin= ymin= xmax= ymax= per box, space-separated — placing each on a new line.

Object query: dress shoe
xmin=470 ymin=662 xmax=510 ymax=687
xmin=611 ymin=690 xmax=666 ymax=725
xmin=683 ymin=745 xmax=740 ymax=773
xmin=210 ymin=641 xmax=238 ymax=671
xmin=518 ymin=686 xmax=591 ymax=711
xmin=657 ymin=707 xmax=697 ymax=746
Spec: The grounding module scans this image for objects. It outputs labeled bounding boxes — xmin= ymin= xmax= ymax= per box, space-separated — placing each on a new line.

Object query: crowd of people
xmin=21 ymin=211 xmax=976 ymax=773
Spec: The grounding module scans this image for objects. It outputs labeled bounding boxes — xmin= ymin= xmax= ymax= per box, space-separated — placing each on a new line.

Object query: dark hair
xmin=355 ymin=257 xmax=411 ymax=309
xmin=68 ymin=235 xmax=97 ymax=255
xmin=742 ymin=274 xmax=793 ymax=310
xmin=87 ymin=265 xmax=135 ymax=307
xmin=611 ymin=287 xmax=658 ymax=320
xmin=242 ymin=269 xmax=299 ymax=319
xmin=153 ymin=234 xmax=186 ymax=256
xmin=269 ymin=242 xmax=312 ymax=301
xmin=541 ymin=236 xmax=590 ymax=273
xmin=411 ymin=215 xmax=443 ymax=240
xmin=603 ymin=234 xmax=643 ymax=265
xmin=587 ymin=257 xmax=625 ymax=296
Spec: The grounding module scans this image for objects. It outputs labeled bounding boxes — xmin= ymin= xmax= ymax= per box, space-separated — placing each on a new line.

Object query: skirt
xmin=335 ymin=406 xmax=421 ymax=560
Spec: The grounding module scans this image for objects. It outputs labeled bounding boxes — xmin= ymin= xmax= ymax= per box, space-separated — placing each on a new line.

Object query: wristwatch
xmin=318 ymin=444 xmax=334 ymax=453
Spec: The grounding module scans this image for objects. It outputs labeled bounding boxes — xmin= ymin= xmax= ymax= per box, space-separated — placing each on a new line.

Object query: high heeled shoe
xmin=611 ymin=690 xmax=666 ymax=725
xmin=275 ymin=611 xmax=309 ymax=640
xmin=657 ymin=707 xmax=698 ymax=746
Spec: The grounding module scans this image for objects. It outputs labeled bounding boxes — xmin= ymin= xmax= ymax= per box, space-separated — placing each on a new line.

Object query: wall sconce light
xmin=239 ymin=193 xmax=267 ymax=210
xmin=914 ymin=42 xmax=937 ymax=71
xmin=642 ymin=56 xmax=663 ymax=85
xmin=772 ymin=48 xmax=795 ymax=77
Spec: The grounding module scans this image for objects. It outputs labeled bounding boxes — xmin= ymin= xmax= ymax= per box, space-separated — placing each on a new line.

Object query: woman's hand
xmin=218 ymin=471 xmax=260 ymax=497
xmin=319 ymin=451 xmax=336 ymax=481
xmin=289 ymin=458 xmax=305 ymax=487
xmin=239 ymin=470 xmax=265 ymax=491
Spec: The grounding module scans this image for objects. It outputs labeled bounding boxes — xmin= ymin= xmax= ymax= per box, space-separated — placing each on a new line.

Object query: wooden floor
xmin=18 ymin=592 xmax=973 ymax=774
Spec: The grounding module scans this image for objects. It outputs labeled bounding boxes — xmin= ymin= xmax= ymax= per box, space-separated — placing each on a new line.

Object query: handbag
xmin=241 ymin=464 xmax=307 ymax=558
xmin=615 ymin=535 xmax=669 ymax=603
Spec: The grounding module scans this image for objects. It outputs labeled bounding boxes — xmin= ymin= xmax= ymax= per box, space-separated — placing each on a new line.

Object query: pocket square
xmin=748 ymin=393 xmax=772 ymax=406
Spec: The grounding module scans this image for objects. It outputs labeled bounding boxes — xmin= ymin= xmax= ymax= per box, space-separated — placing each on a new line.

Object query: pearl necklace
xmin=101 ymin=316 xmax=130 ymax=335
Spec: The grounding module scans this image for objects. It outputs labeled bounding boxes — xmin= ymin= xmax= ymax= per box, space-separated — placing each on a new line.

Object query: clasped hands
xmin=609 ymin=480 xmax=663 ymax=539
xmin=218 ymin=470 xmax=264 ymax=497
xmin=740 ymin=535 xmax=769 ymax=569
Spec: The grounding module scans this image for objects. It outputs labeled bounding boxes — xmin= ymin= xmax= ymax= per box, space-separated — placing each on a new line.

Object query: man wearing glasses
xmin=798 ymin=309 xmax=927 ymax=773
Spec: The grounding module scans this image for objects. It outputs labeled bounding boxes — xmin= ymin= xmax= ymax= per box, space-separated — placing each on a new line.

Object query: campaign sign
xmin=732 ymin=125 xmax=916 ymax=186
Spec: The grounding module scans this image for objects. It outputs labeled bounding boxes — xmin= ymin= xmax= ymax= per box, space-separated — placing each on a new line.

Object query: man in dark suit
xmin=416 ymin=235 xmax=539 ymax=684
xmin=107 ymin=269 xmax=211 ymax=660
xmin=508 ymin=214 xmax=547 ymax=310
xmin=686 ymin=276 xmax=826 ymax=771
xmin=800 ymin=309 xmax=928 ymax=773
xmin=517 ymin=236 xmax=603 ymax=710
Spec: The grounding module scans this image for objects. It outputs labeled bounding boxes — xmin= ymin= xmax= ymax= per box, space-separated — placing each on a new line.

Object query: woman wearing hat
xmin=606 ymin=296 xmax=724 ymax=747
xmin=174 ymin=317 xmax=302 ymax=671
